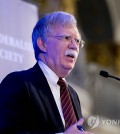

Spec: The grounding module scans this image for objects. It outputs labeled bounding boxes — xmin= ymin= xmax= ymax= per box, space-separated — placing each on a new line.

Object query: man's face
xmin=43 ymin=25 xmax=81 ymax=77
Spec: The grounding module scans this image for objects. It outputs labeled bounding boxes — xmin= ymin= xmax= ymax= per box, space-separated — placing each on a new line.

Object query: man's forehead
xmin=52 ymin=25 xmax=81 ymax=36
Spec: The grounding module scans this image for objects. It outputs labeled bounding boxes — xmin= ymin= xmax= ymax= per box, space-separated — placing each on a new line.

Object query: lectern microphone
xmin=100 ymin=70 xmax=120 ymax=81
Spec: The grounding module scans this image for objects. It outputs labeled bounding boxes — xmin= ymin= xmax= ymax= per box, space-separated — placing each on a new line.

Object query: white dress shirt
xmin=38 ymin=60 xmax=65 ymax=129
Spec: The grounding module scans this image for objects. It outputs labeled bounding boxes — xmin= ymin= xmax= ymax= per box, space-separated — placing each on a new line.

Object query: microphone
xmin=99 ymin=70 xmax=120 ymax=81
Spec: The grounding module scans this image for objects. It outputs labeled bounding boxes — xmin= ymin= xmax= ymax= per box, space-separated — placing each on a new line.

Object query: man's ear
xmin=37 ymin=37 xmax=47 ymax=52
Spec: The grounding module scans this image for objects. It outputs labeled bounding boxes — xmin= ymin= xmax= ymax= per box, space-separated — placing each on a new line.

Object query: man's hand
xmin=63 ymin=118 xmax=93 ymax=134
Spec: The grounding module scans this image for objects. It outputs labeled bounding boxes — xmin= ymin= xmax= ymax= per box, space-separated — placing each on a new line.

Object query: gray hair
xmin=32 ymin=11 xmax=77 ymax=60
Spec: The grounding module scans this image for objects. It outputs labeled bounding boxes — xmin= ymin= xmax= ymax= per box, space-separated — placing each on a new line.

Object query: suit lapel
xmin=68 ymin=85 xmax=82 ymax=120
xmin=31 ymin=63 xmax=65 ymax=131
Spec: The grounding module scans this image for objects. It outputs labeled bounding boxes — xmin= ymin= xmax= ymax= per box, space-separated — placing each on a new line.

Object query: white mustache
xmin=65 ymin=49 xmax=78 ymax=58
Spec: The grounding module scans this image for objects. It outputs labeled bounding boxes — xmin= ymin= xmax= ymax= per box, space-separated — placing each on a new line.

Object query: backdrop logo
xmin=87 ymin=115 xmax=100 ymax=129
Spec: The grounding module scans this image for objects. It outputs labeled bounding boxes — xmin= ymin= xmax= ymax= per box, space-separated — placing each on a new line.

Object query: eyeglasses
xmin=49 ymin=35 xmax=85 ymax=48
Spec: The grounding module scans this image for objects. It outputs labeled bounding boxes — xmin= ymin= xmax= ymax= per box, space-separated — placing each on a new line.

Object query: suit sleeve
xmin=0 ymin=72 xmax=30 ymax=133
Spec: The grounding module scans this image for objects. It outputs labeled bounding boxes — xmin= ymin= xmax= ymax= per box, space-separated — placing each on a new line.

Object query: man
xmin=0 ymin=11 xmax=92 ymax=134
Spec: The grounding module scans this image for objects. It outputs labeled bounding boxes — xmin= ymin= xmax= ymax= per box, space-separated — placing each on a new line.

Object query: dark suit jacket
xmin=0 ymin=62 xmax=82 ymax=134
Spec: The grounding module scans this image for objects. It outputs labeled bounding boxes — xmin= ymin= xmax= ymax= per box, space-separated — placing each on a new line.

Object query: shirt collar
xmin=38 ymin=60 xmax=59 ymax=86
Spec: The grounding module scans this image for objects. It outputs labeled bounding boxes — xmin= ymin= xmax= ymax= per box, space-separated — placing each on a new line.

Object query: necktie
xmin=57 ymin=77 xmax=77 ymax=129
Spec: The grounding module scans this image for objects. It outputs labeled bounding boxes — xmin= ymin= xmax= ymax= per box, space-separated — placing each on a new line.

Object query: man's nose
xmin=68 ymin=39 xmax=78 ymax=50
